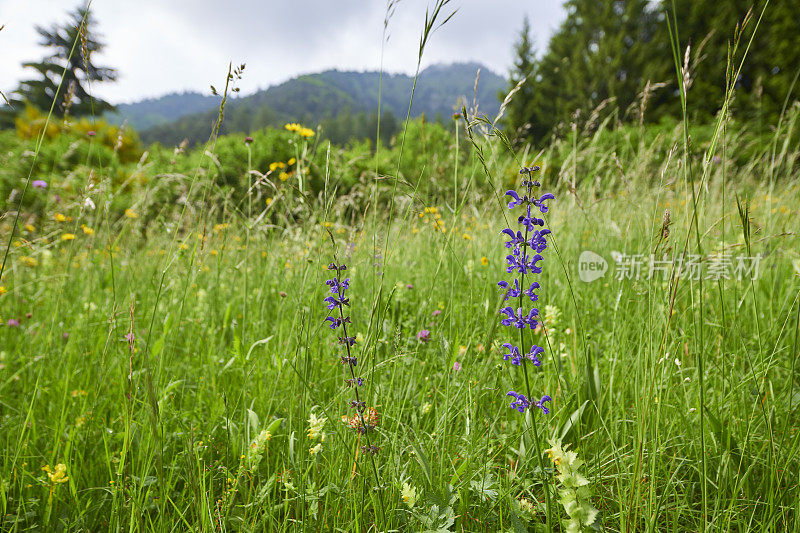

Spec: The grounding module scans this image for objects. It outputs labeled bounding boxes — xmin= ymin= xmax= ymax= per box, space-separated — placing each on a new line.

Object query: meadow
xmin=1 ymin=95 xmax=799 ymax=531
xmin=2 ymin=3 xmax=800 ymax=529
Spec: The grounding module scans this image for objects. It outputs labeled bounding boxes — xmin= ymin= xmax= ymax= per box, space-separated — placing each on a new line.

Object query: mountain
xmin=106 ymin=91 xmax=220 ymax=131
xmin=111 ymin=62 xmax=506 ymax=146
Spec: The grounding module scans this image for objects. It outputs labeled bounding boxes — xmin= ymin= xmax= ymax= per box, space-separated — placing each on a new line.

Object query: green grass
xmin=1 ymin=122 xmax=799 ymax=530
xmin=2 ymin=2 xmax=800 ymax=529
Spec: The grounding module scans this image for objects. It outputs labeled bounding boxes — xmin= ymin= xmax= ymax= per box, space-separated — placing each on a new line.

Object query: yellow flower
xmin=210 ymin=250 xmax=218 ymax=256
xmin=124 ymin=209 xmax=138 ymax=219
xmin=0 ymin=286 xmax=7 ymax=296
xmin=61 ymin=233 xmax=76 ymax=241
xmin=81 ymin=225 xmax=94 ymax=235
xmin=279 ymin=171 xmax=290 ymax=181
xmin=42 ymin=463 xmax=69 ymax=484
xmin=462 ymin=233 xmax=471 ymax=240
xmin=266 ymin=197 xmax=273 ymax=206
xmin=20 ymin=256 xmax=38 ymax=267
xmin=25 ymin=224 xmax=35 ymax=232
xmin=299 ymin=127 xmax=315 ymax=138
xmin=287 ymin=157 xmax=296 ymax=165
xmin=54 ymin=213 xmax=67 ymax=222
xmin=269 ymin=162 xmax=279 ymax=171
xmin=481 ymin=256 xmax=489 ymax=266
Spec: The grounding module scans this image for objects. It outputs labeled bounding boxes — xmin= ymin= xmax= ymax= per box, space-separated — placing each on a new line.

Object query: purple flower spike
xmin=496 ymin=166 xmax=554 ymax=417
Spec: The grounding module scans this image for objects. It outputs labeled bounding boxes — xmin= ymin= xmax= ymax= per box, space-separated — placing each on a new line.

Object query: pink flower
xmin=87 ymin=130 xmax=96 ymax=137
xmin=7 ymin=318 xmax=20 ymax=327
xmin=452 ymin=361 xmax=462 ymax=372
xmin=32 ymin=180 xmax=48 ymax=189
xmin=417 ymin=329 xmax=430 ymax=343
xmin=432 ymin=309 xmax=441 ymax=317
xmin=125 ymin=332 xmax=135 ymax=343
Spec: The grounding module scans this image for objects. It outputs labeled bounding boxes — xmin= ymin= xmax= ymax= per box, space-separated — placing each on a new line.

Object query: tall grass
xmin=1 ymin=2 xmax=799 ymax=532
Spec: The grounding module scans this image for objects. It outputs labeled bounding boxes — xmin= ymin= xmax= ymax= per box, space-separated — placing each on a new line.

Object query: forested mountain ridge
xmin=109 ymin=62 xmax=506 ymax=146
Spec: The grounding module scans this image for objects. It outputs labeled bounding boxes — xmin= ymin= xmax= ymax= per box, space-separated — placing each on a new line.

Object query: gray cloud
xmin=0 ymin=0 xmax=566 ymax=103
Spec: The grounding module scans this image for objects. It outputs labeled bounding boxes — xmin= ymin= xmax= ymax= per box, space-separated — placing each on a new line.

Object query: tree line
xmin=503 ymin=0 xmax=800 ymax=143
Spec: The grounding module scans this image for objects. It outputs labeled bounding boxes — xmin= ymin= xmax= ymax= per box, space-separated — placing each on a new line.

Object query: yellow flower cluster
xmin=42 ymin=463 xmax=69 ymax=484
xmin=284 ymin=123 xmax=315 ymax=138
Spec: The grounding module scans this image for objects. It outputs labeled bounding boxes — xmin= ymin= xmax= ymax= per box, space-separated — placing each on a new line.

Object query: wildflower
xmin=7 ymin=319 xmax=20 ymax=327
xmin=545 ymin=439 xmax=599 ymax=531
xmin=87 ymin=130 xmax=96 ymax=137
xmin=279 ymin=171 xmax=290 ymax=181
xmin=54 ymin=212 xmax=67 ymax=222
xmin=84 ymin=197 xmax=96 ymax=210
xmin=125 ymin=332 xmax=135 ymax=343
xmin=247 ymin=429 xmax=272 ymax=464
xmin=0 ymin=286 xmax=6 ymax=296
xmin=287 ymin=157 xmax=296 ymax=165
xmin=452 ymin=361 xmax=462 ymax=372
xmin=25 ymin=224 xmax=35 ymax=232
xmin=309 ymin=443 xmax=323 ymax=455
xmin=244 ymin=136 xmax=253 ymax=144
xmin=32 ymin=180 xmax=47 ymax=189
xmin=497 ymin=166 xmax=554 ymax=411
xmin=421 ymin=402 xmax=432 ymax=414
xmin=544 ymin=305 xmax=561 ymax=330
xmin=81 ymin=225 xmax=94 ymax=235
xmin=481 ymin=256 xmax=489 ymax=266
xmin=61 ymin=233 xmax=75 ymax=241
xmin=401 ymin=482 xmax=419 ymax=508
xmin=417 ymin=329 xmax=430 ymax=343
xmin=307 ymin=412 xmax=327 ymax=441
xmin=124 ymin=209 xmax=138 ymax=219
xmin=432 ymin=309 xmax=441 ymax=317
xmin=42 ymin=464 xmax=69 ymax=484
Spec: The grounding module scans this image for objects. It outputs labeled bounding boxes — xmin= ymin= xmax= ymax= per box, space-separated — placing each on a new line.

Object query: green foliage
xmin=546 ymin=439 xmax=600 ymax=533
xmin=507 ymin=0 xmax=800 ymax=143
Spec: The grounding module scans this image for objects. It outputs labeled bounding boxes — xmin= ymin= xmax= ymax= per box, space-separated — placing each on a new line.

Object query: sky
xmin=0 ymin=1 xmax=567 ymax=104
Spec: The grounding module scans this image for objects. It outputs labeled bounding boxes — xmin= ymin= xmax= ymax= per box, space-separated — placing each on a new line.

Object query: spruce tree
xmin=5 ymin=5 xmax=116 ymax=120
xmin=524 ymin=0 xmax=665 ymax=141
xmin=502 ymin=16 xmax=537 ymax=142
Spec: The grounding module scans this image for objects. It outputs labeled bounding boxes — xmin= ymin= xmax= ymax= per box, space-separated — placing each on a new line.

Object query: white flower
xmin=309 ymin=443 xmax=322 ymax=455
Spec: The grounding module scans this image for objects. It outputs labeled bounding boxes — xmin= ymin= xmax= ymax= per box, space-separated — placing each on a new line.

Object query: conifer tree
xmin=5 ymin=5 xmax=116 ymax=120
xmin=502 ymin=16 xmax=537 ymax=142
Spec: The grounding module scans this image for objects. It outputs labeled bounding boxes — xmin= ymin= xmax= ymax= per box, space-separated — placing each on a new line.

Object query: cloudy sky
xmin=1 ymin=1 xmax=566 ymax=104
